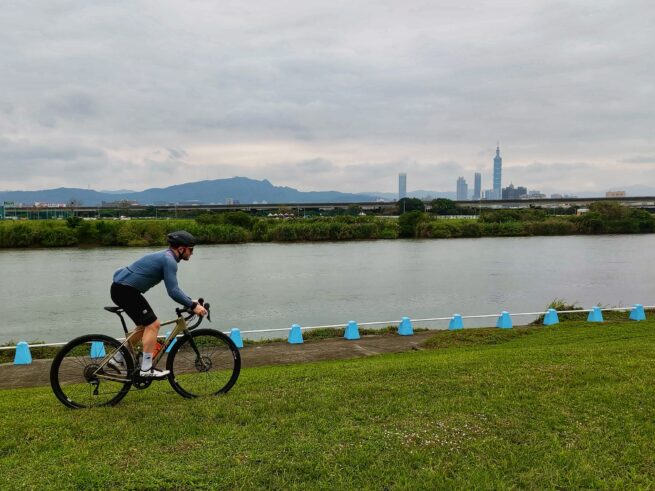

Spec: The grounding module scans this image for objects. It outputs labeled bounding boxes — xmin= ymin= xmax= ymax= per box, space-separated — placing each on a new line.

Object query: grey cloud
xmin=0 ymin=138 xmax=105 ymax=162
xmin=144 ymin=159 xmax=190 ymax=174
xmin=620 ymin=157 xmax=655 ymax=164
xmin=44 ymin=91 xmax=99 ymax=120
xmin=168 ymin=148 xmax=187 ymax=159
xmin=508 ymin=162 xmax=595 ymax=174
xmin=0 ymin=1 xmax=654 ymax=193
xmin=296 ymin=158 xmax=335 ymax=173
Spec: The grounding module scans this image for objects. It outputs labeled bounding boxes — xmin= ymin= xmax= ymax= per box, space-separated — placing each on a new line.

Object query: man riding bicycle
xmin=110 ymin=230 xmax=207 ymax=378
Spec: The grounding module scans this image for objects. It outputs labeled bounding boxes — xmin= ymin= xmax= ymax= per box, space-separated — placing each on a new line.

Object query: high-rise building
xmin=501 ymin=184 xmax=527 ymax=200
xmin=493 ymin=143 xmax=502 ymax=200
xmin=473 ymin=172 xmax=482 ymax=200
xmin=398 ymin=173 xmax=407 ymax=199
xmin=456 ymin=177 xmax=468 ymax=200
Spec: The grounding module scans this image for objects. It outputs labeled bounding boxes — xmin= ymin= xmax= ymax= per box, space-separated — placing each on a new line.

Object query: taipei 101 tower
xmin=493 ymin=143 xmax=502 ymax=199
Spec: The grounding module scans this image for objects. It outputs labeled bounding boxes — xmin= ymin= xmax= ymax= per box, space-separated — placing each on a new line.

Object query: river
xmin=1 ymin=235 xmax=654 ymax=344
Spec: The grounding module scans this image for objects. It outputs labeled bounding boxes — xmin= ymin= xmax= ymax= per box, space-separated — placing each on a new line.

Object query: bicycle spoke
xmin=51 ymin=335 xmax=134 ymax=408
xmin=167 ymin=330 xmax=240 ymax=398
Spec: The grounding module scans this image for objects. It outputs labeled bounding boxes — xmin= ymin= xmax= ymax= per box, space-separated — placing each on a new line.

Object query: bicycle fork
xmin=155 ymin=316 xmax=207 ymax=370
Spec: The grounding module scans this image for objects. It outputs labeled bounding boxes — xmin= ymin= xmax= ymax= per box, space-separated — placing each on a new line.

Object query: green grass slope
xmin=2 ymin=321 xmax=655 ymax=489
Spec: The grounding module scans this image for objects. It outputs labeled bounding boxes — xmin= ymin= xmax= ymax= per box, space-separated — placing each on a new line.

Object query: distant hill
xmin=0 ymin=177 xmax=380 ymax=206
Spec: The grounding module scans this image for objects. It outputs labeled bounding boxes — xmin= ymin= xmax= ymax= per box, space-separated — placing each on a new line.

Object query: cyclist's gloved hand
xmin=192 ymin=300 xmax=208 ymax=317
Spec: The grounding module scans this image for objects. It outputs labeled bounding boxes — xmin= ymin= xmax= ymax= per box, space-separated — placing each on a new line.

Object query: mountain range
xmin=1 ymin=177 xmax=652 ymax=206
xmin=0 ymin=177 xmax=381 ymax=206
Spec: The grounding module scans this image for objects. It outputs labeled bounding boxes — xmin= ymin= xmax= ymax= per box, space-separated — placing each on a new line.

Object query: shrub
xmin=524 ymin=219 xmax=576 ymax=236
xmin=479 ymin=208 xmax=547 ymax=223
xmin=223 ymin=212 xmax=254 ymax=230
xmin=252 ymin=220 xmax=271 ymax=241
xmin=631 ymin=209 xmax=655 ymax=233
xmin=398 ymin=211 xmax=426 ymax=238
xmin=198 ymin=224 xmax=250 ymax=243
xmin=4 ymin=223 xmax=37 ymax=247
xmin=268 ymin=223 xmax=298 ymax=241
xmin=66 ymin=216 xmax=83 ymax=228
xmin=480 ymin=221 xmax=526 ymax=236
xmin=575 ymin=212 xmax=605 ymax=234
xmin=38 ymin=227 xmax=79 ymax=247
xmin=417 ymin=221 xmax=451 ymax=238
xmin=377 ymin=220 xmax=399 ymax=239
xmin=460 ymin=222 xmax=482 ymax=237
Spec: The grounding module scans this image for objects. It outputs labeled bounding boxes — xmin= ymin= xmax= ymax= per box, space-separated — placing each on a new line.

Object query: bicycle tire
xmin=50 ymin=333 xmax=134 ymax=409
xmin=166 ymin=328 xmax=241 ymax=398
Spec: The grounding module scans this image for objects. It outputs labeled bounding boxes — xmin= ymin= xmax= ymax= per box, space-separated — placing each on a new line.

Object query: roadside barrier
xmin=496 ymin=311 xmax=513 ymax=329
xmin=630 ymin=304 xmax=646 ymax=321
xmin=544 ymin=308 xmax=559 ymax=325
xmin=344 ymin=321 xmax=360 ymax=340
xmin=588 ymin=306 xmax=604 ymax=322
xmin=13 ymin=342 xmax=32 ymax=365
xmin=90 ymin=341 xmax=106 ymax=358
xmin=288 ymin=324 xmax=303 ymax=344
xmin=398 ymin=317 xmax=413 ymax=336
xmin=449 ymin=314 xmax=464 ymax=330
xmin=2 ymin=304 xmax=653 ymax=364
xmin=230 ymin=328 xmax=244 ymax=348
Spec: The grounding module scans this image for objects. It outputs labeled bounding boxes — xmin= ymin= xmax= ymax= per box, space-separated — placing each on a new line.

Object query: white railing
xmin=2 ymin=304 xmax=652 ymax=354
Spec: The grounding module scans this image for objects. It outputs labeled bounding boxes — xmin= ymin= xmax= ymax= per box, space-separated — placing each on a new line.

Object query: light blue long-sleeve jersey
xmin=112 ymin=249 xmax=194 ymax=307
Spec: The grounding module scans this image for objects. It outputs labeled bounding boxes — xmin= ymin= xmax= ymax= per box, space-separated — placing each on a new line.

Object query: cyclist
xmin=110 ymin=230 xmax=207 ymax=378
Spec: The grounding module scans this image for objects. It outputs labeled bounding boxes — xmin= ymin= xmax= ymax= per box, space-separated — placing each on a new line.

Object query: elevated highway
xmin=3 ymin=196 xmax=655 ymax=219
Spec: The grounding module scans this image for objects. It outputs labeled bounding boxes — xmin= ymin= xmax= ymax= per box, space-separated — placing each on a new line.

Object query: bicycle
xmin=50 ymin=300 xmax=241 ymax=409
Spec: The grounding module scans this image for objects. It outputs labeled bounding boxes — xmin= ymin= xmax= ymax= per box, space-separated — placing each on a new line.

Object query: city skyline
xmin=1 ymin=1 xmax=653 ymax=196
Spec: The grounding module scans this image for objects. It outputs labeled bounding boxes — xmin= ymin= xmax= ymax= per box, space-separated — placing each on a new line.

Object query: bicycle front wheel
xmin=50 ymin=334 xmax=134 ymax=409
xmin=166 ymin=328 xmax=241 ymax=398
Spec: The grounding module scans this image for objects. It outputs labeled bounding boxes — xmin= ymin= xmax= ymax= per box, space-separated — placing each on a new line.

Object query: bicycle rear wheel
xmin=50 ymin=334 xmax=134 ymax=409
xmin=166 ymin=328 xmax=241 ymax=398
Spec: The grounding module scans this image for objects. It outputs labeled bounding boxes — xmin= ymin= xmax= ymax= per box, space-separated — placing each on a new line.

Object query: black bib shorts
xmin=110 ymin=282 xmax=158 ymax=327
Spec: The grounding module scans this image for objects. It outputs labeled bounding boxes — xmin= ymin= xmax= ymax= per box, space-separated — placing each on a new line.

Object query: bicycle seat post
xmin=104 ymin=306 xmax=130 ymax=335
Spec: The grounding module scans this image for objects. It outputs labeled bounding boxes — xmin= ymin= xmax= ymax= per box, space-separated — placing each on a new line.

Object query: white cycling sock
xmin=141 ymin=353 xmax=153 ymax=371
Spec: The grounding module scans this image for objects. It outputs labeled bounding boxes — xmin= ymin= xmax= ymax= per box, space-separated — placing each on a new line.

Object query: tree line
xmin=0 ymin=201 xmax=652 ymax=247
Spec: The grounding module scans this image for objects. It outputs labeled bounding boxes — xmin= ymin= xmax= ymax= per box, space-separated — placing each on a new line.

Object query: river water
xmin=1 ymin=235 xmax=654 ymax=344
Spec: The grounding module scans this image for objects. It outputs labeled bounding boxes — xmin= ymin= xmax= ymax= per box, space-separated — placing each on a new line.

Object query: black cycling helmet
xmin=167 ymin=230 xmax=197 ymax=247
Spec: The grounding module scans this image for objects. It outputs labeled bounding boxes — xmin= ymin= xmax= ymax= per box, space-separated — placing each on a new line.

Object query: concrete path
xmin=0 ymin=332 xmax=434 ymax=390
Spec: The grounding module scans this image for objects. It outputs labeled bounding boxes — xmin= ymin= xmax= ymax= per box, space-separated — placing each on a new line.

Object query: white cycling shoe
xmin=106 ymin=357 xmax=126 ymax=372
xmin=139 ymin=367 xmax=170 ymax=379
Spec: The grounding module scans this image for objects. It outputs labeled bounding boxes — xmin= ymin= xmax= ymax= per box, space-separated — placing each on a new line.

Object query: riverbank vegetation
xmin=407 ymin=201 xmax=655 ymax=238
xmin=0 ymin=201 xmax=652 ymax=247
xmin=2 ymin=320 xmax=655 ymax=488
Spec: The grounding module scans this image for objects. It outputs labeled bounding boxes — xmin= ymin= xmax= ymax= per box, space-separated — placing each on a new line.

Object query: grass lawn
xmin=1 ymin=320 xmax=655 ymax=489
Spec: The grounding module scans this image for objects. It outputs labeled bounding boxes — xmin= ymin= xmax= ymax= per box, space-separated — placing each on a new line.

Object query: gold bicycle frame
xmin=92 ymin=314 xmax=191 ymax=382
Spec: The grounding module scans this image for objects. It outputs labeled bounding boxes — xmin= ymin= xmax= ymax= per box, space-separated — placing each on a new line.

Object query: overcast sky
xmin=1 ymin=0 xmax=653 ymax=195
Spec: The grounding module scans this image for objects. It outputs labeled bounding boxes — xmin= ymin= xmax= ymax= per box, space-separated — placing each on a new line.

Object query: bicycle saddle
xmin=104 ymin=306 xmax=124 ymax=314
